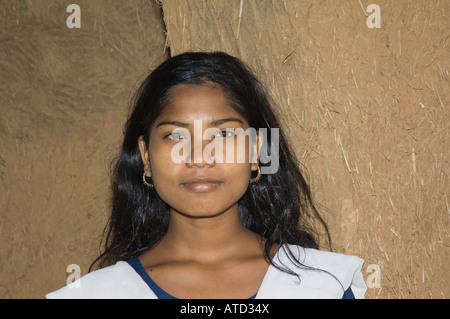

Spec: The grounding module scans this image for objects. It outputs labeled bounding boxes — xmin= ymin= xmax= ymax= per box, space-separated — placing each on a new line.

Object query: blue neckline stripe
xmin=342 ymin=286 xmax=355 ymax=299
xmin=127 ymin=258 xmax=177 ymax=299
xmin=127 ymin=257 xmax=353 ymax=299
xmin=126 ymin=258 xmax=257 ymax=299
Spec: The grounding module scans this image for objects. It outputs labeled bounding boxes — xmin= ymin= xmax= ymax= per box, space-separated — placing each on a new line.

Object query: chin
xmin=170 ymin=201 xmax=237 ymax=219
xmin=169 ymin=209 xmax=226 ymax=220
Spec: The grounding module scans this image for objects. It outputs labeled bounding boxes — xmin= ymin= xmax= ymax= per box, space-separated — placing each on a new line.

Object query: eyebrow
xmin=156 ymin=118 xmax=244 ymax=128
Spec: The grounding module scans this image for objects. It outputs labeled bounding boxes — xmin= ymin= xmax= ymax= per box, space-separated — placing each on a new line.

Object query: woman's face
xmin=138 ymin=84 xmax=259 ymax=218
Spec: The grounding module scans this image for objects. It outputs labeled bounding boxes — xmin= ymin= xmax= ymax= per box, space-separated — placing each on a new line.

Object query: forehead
xmin=155 ymin=84 xmax=247 ymax=125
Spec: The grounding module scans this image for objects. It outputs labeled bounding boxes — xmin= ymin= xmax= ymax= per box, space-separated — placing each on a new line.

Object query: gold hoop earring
xmin=250 ymin=166 xmax=261 ymax=183
xmin=142 ymin=172 xmax=153 ymax=188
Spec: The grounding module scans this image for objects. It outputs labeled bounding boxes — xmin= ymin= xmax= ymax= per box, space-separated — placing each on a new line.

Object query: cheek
xmin=223 ymin=163 xmax=252 ymax=196
xmin=148 ymin=141 xmax=179 ymax=186
xmin=149 ymin=161 xmax=183 ymax=208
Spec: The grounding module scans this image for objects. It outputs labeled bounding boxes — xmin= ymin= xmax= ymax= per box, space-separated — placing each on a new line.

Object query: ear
xmin=250 ymin=130 xmax=264 ymax=171
xmin=138 ymin=136 xmax=151 ymax=177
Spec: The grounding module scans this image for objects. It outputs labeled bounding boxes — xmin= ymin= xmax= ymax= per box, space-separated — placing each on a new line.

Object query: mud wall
xmin=160 ymin=0 xmax=449 ymax=299
xmin=1 ymin=0 xmax=448 ymax=298
xmin=0 ymin=0 xmax=168 ymax=298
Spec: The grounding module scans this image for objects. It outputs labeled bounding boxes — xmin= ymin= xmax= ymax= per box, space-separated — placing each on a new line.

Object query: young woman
xmin=47 ymin=52 xmax=366 ymax=299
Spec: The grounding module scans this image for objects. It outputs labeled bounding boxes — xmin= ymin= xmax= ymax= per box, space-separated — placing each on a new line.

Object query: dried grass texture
xmin=161 ymin=0 xmax=449 ymax=298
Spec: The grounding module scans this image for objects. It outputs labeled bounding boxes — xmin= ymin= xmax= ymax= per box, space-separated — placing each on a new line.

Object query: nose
xmin=185 ymin=121 xmax=215 ymax=167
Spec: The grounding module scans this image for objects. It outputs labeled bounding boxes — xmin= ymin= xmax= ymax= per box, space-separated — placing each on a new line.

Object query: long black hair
xmin=90 ymin=51 xmax=331 ymax=275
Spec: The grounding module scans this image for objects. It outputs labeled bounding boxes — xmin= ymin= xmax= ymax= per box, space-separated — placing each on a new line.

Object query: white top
xmin=46 ymin=244 xmax=366 ymax=299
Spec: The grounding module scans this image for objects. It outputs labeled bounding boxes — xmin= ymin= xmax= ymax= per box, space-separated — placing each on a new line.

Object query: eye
xmin=165 ymin=131 xmax=186 ymax=141
xmin=213 ymin=130 xmax=236 ymax=140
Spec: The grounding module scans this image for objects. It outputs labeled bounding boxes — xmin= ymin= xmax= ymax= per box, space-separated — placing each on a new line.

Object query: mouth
xmin=180 ymin=177 xmax=224 ymax=193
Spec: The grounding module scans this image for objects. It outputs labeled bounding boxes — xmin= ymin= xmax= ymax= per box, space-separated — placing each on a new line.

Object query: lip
xmin=180 ymin=177 xmax=223 ymax=193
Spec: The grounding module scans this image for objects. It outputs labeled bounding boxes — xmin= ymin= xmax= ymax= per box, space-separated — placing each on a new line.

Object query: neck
xmin=160 ymin=205 xmax=258 ymax=263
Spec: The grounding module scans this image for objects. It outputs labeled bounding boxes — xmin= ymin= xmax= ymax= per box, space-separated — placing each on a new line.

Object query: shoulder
xmin=256 ymin=244 xmax=367 ymax=299
xmin=45 ymin=261 xmax=156 ymax=299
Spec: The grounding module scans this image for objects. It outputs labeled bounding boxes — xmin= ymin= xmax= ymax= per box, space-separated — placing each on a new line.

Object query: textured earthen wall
xmin=1 ymin=0 xmax=448 ymax=298
xmin=0 ymin=0 xmax=168 ymax=298
xmin=161 ymin=0 xmax=448 ymax=298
